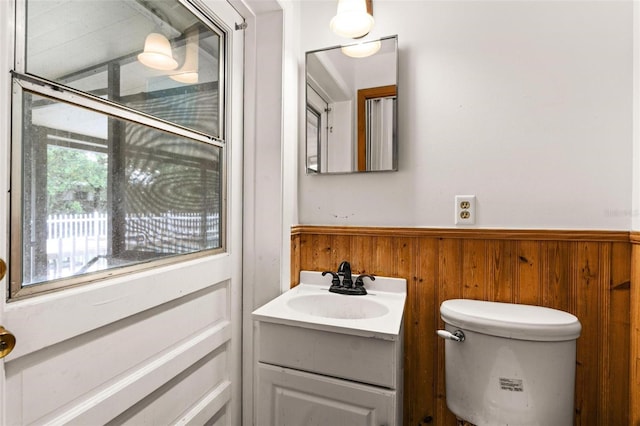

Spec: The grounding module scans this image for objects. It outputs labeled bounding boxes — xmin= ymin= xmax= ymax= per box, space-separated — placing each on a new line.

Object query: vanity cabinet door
xmin=257 ymin=363 xmax=398 ymax=426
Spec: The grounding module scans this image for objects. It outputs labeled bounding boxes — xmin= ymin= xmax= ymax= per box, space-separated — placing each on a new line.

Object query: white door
xmin=0 ymin=0 xmax=244 ymax=424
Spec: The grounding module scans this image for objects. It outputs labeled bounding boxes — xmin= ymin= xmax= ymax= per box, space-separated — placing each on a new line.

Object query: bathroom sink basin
xmin=286 ymin=293 xmax=389 ymax=319
xmin=252 ymin=271 xmax=407 ymax=339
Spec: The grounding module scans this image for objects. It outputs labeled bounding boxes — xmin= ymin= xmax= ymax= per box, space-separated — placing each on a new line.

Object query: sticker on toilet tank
xmin=499 ymin=378 xmax=524 ymax=392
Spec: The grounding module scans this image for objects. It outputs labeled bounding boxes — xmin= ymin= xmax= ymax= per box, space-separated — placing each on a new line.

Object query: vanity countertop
xmin=252 ymin=271 xmax=407 ymax=341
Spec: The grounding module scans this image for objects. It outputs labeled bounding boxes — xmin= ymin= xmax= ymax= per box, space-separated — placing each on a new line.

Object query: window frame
xmin=9 ymin=0 xmax=230 ymax=300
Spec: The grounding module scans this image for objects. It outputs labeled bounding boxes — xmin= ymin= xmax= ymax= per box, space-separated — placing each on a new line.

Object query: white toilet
xmin=437 ymin=299 xmax=582 ymax=426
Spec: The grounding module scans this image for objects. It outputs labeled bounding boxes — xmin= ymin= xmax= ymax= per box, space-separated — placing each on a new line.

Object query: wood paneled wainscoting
xmin=290 ymin=226 xmax=631 ymax=426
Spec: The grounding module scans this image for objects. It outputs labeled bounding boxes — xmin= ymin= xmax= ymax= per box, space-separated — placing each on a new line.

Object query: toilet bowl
xmin=437 ymin=299 xmax=581 ymax=426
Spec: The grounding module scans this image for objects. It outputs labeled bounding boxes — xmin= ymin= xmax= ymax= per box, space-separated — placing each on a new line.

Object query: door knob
xmin=0 ymin=258 xmax=6 ymax=281
xmin=0 ymin=326 xmax=16 ymax=358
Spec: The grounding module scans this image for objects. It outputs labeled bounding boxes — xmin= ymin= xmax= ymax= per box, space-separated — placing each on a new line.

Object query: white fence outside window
xmin=45 ymin=212 xmax=219 ymax=279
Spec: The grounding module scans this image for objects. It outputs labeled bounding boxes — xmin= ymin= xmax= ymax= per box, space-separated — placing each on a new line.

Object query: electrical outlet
xmin=455 ymin=195 xmax=476 ymax=225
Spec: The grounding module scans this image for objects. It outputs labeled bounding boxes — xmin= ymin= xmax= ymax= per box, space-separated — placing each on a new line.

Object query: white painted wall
xmin=353 ymin=49 xmax=396 ymax=90
xmin=297 ymin=0 xmax=634 ymax=230
xmin=238 ymin=1 xmax=637 ymax=422
xmin=327 ymin=100 xmax=354 ymax=172
xmin=280 ymin=0 xmax=299 ymax=285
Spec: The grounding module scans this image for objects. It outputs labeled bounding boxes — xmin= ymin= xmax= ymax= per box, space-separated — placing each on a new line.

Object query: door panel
xmin=4 ymin=256 xmax=231 ymax=359
xmin=0 ymin=0 xmax=244 ymax=424
xmin=5 ymin=265 xmax=230 ymax=424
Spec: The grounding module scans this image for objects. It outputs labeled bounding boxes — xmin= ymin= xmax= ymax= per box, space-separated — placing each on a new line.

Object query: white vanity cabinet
xmin=252 ymin=271 xmax=406 ymax=426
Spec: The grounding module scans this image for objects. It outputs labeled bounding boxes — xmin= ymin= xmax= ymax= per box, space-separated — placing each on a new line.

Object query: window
xmin=11 ymin=0 xmax=227 ymax=298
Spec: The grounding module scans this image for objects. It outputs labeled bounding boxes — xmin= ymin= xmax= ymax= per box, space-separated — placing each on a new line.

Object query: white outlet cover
xmin=455 ymin=195 xmax=476 ymax=225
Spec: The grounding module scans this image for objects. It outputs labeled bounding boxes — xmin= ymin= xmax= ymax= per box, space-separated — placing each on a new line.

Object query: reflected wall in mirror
xmin=305 ymin=36 xmax=398 ymax=174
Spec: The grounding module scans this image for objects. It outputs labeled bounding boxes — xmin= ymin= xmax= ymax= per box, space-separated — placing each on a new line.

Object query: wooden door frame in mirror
xmin=357 ymin=84 xmax=397 ymax=171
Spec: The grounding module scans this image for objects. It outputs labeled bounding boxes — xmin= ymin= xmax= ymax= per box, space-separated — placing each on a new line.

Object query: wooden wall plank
xmin=290 ymin=234 xmax=300 ymax=287
xmin=350 ymin=235 xmax=374 ymax=275
xmin=393 ymin=237 xmax=418 ymax=425
xmin=372 ymin=236 xmax=395 ymax=276
xmin=598 ymin=243 xmax=612 ymax=426
xmin=488 ymin=240 xmax=515 ymax=303
xmin=543 ymin=241 xmax=570 ymax=311
xmin=607 ymin=242 xmax=629 ymax=426
xmin=299 ymin=233 xmax=332 ymax=272
xmin=330 ymin=234 xmax=352 ymax=271
xmin=516 ymin=240 xmax=542 ymax=305
xmin=403 ymin=238 xmax=438 ymax=426
xmin=436 ymin=239 xmax=462 ymax=425
xmin=395 ymin=237 xmax=414 ymax=279
xmin=290 ymin=227 xmax=631 ymax=426
xmin=573 ymin=242 xmax=602 ymax=425
xmin=461 ymin=239 xmax=487 ymax=300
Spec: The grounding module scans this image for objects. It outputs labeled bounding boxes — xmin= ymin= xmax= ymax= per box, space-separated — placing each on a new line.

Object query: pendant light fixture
xmin=137 ymin=32 xmax=178 ymax=71
xmin=170 ymin=28 xmax=199 ymax=84
xmin=330 ymin=0 xmax=374 ymax=39
xmin=341 ymin=39 xmax=382 ymax=58
xmin=136 ymin=4 xmax=179 ymax=72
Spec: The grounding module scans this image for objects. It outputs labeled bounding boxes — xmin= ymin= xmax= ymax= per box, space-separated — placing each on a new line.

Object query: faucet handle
xmin=322 ymin=271 xmax=341 ymax=287
xmin=354 ymin=274 xmax=375 ymax=287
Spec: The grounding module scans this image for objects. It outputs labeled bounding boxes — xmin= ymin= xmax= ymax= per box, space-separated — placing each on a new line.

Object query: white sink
xmin=252 ymin=271 xmax=407 ymax=340
xmin=286 ymin=293 xmax=389 ymax=319
xmin=254 ymin=270 xmax=406 ymax=423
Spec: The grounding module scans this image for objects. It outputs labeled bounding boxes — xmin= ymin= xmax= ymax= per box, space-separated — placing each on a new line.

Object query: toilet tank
xmin=440 ymin=299 xmax=581 ymax=426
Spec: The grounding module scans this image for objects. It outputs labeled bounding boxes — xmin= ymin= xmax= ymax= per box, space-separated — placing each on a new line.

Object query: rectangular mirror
xmin=305 ymin=35 xmax=398 ymax=174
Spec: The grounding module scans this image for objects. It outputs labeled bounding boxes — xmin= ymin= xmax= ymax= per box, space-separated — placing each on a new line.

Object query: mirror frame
xmin=305 ymin=35 xmax=398 ymax=175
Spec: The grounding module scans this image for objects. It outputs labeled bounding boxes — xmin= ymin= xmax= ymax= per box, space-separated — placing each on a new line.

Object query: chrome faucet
xmin=322 ymin=261 xmax=375 ymax=295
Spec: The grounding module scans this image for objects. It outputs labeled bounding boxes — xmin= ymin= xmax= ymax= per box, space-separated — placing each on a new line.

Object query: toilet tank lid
xmin=440 ymin=299 xmax=582 ymax=341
